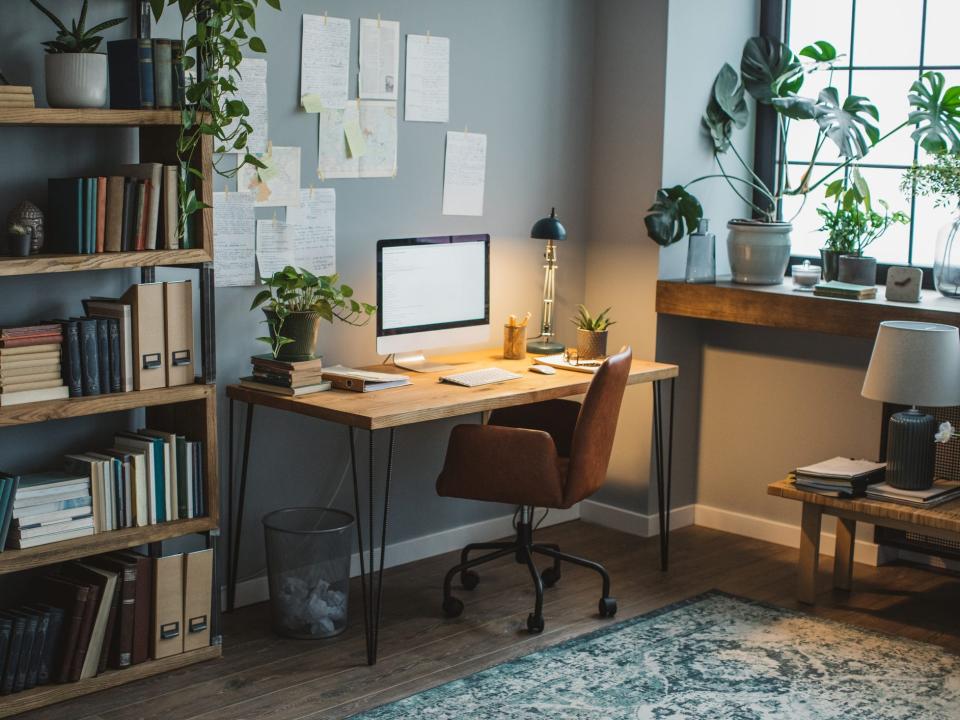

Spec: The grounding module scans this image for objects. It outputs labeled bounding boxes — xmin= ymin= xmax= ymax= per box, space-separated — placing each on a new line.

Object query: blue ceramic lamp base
xmin=885 ymin=409 xmax=937 ymax=490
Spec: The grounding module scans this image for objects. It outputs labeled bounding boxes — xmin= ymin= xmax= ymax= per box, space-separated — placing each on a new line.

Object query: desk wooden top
xmin=768 ymin=476 xmax=960 ymax=536
xmin=226 ymin=349 xmax=678 ymax=430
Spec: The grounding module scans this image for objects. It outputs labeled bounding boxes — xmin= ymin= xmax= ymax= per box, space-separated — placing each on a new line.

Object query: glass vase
xmin=933 ymin=210 xmax=960 ymax=298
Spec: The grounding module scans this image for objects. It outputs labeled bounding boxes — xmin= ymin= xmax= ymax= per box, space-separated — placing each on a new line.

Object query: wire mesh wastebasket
xmin=263 ymin=507 xmax=354 ymax=639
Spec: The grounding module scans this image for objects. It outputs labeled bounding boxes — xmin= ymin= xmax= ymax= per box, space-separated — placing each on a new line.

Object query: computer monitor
xmin=376 ymin=234 xmax=490 ymax=372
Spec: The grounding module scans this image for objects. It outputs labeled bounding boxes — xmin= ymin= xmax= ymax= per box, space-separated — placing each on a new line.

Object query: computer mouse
xmin=529 ymin=365 xmax=556 ymax=375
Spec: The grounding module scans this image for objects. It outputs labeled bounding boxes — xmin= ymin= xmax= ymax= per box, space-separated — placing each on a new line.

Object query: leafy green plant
xmin=249 ymin=266 xmax=376 ymax=358
xmin=571 ymin=305 xmax=615 ymax=332
xmin=7 ymin=224 xmax=28 ymax=236
xmin=645 ymin=35 xmax=960 ymax=246
xmin=30 ymin=0 xmax=126 ymax=54
xmin=901 ymin=152 xmax=960 ymax=209
xmin=817 ymin=174 xmax=909 ymax=255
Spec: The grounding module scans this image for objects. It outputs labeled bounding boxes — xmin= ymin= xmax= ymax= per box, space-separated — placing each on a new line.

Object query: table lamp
xmin=861 ymin=321 xmax=960 ymax=489
xmin=527 ymin=208 xmax=567 ymax=354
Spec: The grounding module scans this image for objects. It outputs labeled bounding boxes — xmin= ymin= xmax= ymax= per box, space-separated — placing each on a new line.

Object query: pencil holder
xmin=503 ymin=325 xmax=526 ymax=359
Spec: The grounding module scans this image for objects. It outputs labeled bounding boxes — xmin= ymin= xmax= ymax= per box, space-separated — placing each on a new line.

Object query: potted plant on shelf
xmin=572 ymin=305 xmax=615 ymax=361
xmin=30 ymin=0 xmax=126 ymax=109
xmin=901 ymin=152 xmax=960 ymax=297
xmin=645 ymin=37 xmax=960 ymax=285
xmin=6 ymin=224 xmax=31 ymax=257
xmin=250 ymin=266 xmax=376 ymax=361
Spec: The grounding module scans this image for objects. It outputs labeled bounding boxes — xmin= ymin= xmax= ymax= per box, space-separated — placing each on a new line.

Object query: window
xmin=783 ymin=0 xmax=960 ymax=267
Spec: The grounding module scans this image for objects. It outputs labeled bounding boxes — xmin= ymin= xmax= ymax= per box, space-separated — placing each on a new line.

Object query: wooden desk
xmin=226 ymin=350 xmax=679 ymax=664
xmin=769 ymin=476 xmax=960 ymax=603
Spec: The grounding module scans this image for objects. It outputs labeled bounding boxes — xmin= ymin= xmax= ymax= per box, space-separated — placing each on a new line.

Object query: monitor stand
xmin=393 ymin=351 xmax=455 ymax=373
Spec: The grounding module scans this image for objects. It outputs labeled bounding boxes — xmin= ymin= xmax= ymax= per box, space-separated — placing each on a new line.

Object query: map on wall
xmin=237 ymin=146 xmax=302 ymax=207
xmin=317 ymin=100 xmax=397 ymax=179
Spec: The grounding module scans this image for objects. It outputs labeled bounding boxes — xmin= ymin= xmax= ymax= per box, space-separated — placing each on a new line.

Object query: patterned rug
xmin=352 ymin=591 xmax=960 ymax=719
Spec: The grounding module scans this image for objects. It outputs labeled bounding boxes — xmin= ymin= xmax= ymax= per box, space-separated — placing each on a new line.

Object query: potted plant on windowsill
xmin=645 ymin=37 xmax=960 ymax=286
xmin=30 ymin=0 xmax=126 ymax=109
xmin=250 ymin=266 xmax=376 ymax=361
xmin=572 ymin=305 xmax=615 ymax=361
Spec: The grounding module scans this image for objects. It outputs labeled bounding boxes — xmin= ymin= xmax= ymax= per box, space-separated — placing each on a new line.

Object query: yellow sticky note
xmin=258 ymin=155 xmax=278 ymax=182
xmin=301 ymin=93 xmax=324 ymax=113
xmin=344 ymin=119 xmax=367 ymax=158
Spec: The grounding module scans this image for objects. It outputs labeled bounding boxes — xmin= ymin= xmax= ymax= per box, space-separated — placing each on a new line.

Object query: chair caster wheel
xmin=540 ymin=566 xmax=561 ymax=588
xmin=599 ymin=597 xmax=618 ymax=618
xmin=461 ymin=570 xmax=480 ymax=590
xmin=442 ymin=596 xmax=464 ymax=618
xmin=526 ymin=613 xmax=545 ymax=634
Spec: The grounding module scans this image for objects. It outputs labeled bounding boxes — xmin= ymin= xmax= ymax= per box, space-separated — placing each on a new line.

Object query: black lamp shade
xmin=530 ymin=207 xmax=567 ymax=241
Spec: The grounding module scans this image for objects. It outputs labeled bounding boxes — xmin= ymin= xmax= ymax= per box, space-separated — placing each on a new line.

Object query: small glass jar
xmin=792 ymin=260 xmax=821 ymax=291
xmin=934 ymin=209 xmax=960 ymax=298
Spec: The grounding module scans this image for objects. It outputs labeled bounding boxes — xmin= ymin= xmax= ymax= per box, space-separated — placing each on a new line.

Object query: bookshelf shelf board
xmin=0 ymin=645 xmax=222 ymax=718
xmin=0 ymin=108 xmax=185 ymax=127
xmin=0 ymin=248 xmax=211 ymax=277
xmin=0 ymin=516 xmax=217 ymax=575
xmin=0 ymin=383 xmax=214 ymax=428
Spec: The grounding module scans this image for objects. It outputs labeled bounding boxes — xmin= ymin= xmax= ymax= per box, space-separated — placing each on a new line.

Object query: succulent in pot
xmin=571 ymin=305 xmax=615 ymax=361
xmin=250 ymin=266 xmax=376 ymax=361
xmin=6 ymin=224 xmax=31 ymax=258
xmin=30 ymin=0 xmax=126 ymax=109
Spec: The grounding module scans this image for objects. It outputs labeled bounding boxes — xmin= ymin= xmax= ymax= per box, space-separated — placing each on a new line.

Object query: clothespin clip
xmin=224 ymin=184 xmax=229 ymax=196
xmin=323 ymin=10 xmax=328 ymax=25
xmin=426 ymin=30 xmax=431 ymax=43
xmin=392 ymin=166 xmax=397 ymax=178
xmin=266 ymin=139 xmax=273 ymax=156
xmin=377 ymin=13 xmax=382 ymax=28
xmin=309 ymin=183 xmax=315 ymax=198
xmin=273 ymin=210 xmax=278 ymax=226
xmin=318 ymin=167 xmax=326 ymax=182
xmin=464 ymin=125 xmax=469 ymax=135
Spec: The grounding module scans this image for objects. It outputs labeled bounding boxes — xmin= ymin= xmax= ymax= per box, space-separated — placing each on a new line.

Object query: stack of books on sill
xmin=866 ymin=479 xmax=960 ymax=508
xmin=0 ymin=324 xmax=69 ymax=407
xmin=794 ymin=457 xmax=886 ymax=498
xmin=0 ymin=548 xmax=212 ymax=694
xmin=240 ymin=355 xmax=331 ymax=397
xmin=2 ymin=471 xmax=93 ymax=549
xmin=0 ymin=85 xmax=35 ymax=109
xmin=812 ymin=280 xmax=877 ymax=300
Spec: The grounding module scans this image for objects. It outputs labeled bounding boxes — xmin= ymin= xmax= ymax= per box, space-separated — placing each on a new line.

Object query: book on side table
xmin=793 ymin=456 xmax=886 ymax=497
xmin=866 ymin=479 xmax=960 ymax=508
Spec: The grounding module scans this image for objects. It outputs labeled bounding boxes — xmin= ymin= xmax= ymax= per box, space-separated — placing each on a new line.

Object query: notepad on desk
xmin=322 ymin=366 xmax=411 ymax=392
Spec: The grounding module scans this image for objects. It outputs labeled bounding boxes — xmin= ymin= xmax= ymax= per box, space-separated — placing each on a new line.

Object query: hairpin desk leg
xmin=227 ymin=402 xmax=255 ymax=613
xmin=653 ymin=377 xmax=676 ymax=571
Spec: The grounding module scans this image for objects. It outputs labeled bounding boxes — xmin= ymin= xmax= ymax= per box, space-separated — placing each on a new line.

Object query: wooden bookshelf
xmin=0 ymin=248 xmax=211 ymax=277
xmin=0 ymin=108 xmax=184 ymax=126
xmin=0 ymin=646 xmax=222 ymax=719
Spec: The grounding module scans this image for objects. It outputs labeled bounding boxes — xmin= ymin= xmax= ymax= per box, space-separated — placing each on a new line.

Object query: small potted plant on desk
xmin=572 ymin=305 xmax=615 ymax=361
xmin=816 ymin=172 xmax=909 ymax=285
xmin=902 ymin=152 xmax=960 ymax=297
xmin=250 ymin=266 xmax=376 ymax=360
xmin=29 ymin=0 xmax=126 ymax=109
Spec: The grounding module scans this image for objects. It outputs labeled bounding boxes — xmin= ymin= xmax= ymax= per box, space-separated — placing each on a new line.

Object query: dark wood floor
xmin=17 ymin=521 xmax=960 ymax=719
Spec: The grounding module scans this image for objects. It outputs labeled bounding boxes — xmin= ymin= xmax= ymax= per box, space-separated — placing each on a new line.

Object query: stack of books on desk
xmin=866 ymin=479 xmax=960 ymax=508
xmin=0 ymin=85 xmax=35 ymax=108
xmin=0 ymin=324 xmax=69 ymax=406
xmin=240 ymin=355 xmax=331 ymax=397
xmin=794 ymin=456 xmax=886 ymax=497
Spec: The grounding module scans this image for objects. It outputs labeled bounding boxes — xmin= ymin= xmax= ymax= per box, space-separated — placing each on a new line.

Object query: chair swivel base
xmin=441 ymin=513 xmax=617 ymax=634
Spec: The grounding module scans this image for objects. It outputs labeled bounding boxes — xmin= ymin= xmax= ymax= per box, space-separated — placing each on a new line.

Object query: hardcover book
xmin=107 ymin=39 xmax=155 ymax=109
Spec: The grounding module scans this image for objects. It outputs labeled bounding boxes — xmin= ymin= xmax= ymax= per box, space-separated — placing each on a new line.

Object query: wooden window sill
xmin=655 ymin=279 xmax=960 ymax=338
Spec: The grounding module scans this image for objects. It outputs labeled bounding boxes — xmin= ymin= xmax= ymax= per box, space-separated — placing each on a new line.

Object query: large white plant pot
xmin=45 ymin=53 xmax=108 ymax=109
xmin=726 ymin=219 xmax=792 ymax=285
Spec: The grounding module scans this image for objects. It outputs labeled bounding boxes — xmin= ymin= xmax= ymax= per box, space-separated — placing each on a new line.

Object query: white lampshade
xmin=862 ymin=321 xmax=960 ymax=407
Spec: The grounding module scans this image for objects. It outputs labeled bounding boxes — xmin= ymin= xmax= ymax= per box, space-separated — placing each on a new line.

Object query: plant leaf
xmin=249 ymin=36 xmax=267 ymax=53
xmin=799 ymin=40 xmax=837 ymax=63
xmin=644 ymin=186 xmax=703 ymax=247
xmin=770 ymin=93 xmax=817 ymax=120
xmin=908 ymin=71 xmax=960 ymax=155
xmin=29 ymin=0 xmax=69 ymax=34
xmin=701 ymin=63 xmax=748 ymax=153
xmin=740 ymin=36 xmax=803 ymax=104
xmin=814 ymin=87 xmax=880 ymax=158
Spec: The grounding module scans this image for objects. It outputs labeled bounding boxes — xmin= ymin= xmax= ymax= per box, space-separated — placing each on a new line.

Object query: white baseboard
xmin=228 ymin=505 xmax=582 ymax=609
xmin=693 ymin=504 xmax=880 ymax=567
xmin=579 ymin=499 xmax=696 ymax=537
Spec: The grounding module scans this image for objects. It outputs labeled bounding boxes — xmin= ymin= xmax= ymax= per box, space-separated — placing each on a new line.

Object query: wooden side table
xmin=768 ymin=477 xmax=960 ymax=603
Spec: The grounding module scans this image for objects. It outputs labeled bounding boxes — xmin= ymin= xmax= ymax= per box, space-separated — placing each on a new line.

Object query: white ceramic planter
xmin=45 ymin=53 xmax=108 ymax=108
xmin=726 ymin=220 xmax=792 ymax=285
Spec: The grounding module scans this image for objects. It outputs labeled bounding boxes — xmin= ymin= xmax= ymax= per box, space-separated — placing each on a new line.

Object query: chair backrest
xmin=562 ymin=346 xmax=633 ymax=506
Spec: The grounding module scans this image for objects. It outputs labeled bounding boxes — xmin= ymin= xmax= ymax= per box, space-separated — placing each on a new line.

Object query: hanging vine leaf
xmin=644 ymin=186 xmax=703 ymax=247
xmin=740 ymin=36 xmax=802 ymax=104
xmin=814 ymin=87 xmax=880 ymax=158
xmin=908 ymin=71 xmax=960 ymax=155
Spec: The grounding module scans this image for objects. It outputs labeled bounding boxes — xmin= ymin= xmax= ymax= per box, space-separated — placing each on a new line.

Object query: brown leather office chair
xmin=436 ymin=347 xmax=633 ymax=633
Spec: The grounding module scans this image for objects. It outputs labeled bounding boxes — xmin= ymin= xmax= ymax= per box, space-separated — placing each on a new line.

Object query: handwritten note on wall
xmin=442 ymin=131 xmax=487 ymax=216
xmin=300 ymin=15 xmax=351 ymax=110
xmin=405 ymin=34 xmax=449 ymax=123
xmin=213 ymin=191 xmax=256 ymax=287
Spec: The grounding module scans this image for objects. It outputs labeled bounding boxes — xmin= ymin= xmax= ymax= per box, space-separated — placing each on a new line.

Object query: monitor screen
xmin=377 ymin=235 xmax=489 ymax=338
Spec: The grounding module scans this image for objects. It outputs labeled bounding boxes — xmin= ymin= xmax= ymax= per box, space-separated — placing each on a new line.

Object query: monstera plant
xmin=646 ymin=35 xmax=960 ymax=286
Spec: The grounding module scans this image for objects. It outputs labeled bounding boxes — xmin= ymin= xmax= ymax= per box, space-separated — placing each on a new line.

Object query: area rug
xmin=352 ymin=591 xmax=960 ymax=719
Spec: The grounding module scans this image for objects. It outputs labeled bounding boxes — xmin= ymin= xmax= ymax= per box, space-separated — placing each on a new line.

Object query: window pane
xmin=853 ymin=0 xmax=922 ymax=67
xmin=857 ymin=167 xmax=912 ymax=264
xmin=789 ymin=0 xmax=852 ymax=62
xmin=851 ymin=70 xmax=918 ymax=166
xmin=782 ymin=188 xmax=829 ymax=258
xmin=912 ymin=192 xmax=958 ymax=267
xmin=923 ymin=0 xmax=960 ymax=67
xmin=785 ymin=69 xmax=848 ymax=166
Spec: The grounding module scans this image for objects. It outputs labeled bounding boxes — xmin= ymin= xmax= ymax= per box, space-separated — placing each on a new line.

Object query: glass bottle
xmin=934 ymin=207 xmax=960 ymax=298
xmin=685 ymin=219 xmax=716 ymax=283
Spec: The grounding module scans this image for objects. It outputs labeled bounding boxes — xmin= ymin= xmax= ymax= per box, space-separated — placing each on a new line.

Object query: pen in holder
xmin=503 ymin=312 xmax=530 ymax=360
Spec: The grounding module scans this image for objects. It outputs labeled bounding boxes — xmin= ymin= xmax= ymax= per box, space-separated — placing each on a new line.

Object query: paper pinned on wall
xmin=237 ymin=146 xmax=302 ymax=207
xmin=256 ymin=219 xmax=297 ymax=279
xmin=224 ymin=58 xmax=268 ymax=154
xmin=442 ymin=131 xmax=487 ymax=216
xmin=300 ymin=14 xmax=351 ymax=110
xmin=317 ymin=100 xmax=397 ymax=179
xmin=404 ymin=34 xmax=449 ymax=123
xmin=286 ymin=188 xmax=336 ymax=276
xmin=359 ymin=17 xmax=400 ymax=100
xmin=213 ymin=191 xmax=256 ymax=287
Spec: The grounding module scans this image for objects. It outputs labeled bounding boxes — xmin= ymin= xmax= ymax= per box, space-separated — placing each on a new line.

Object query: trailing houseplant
xmin=30 ymin=0 xmax=126 ymax=108
xmin=571 ymin=305 xmax=615 ymax=361
xmin=250 ymin=267 xmax=376 ymax=360
xmin=646 ymin=36 xmax=960 ymax=285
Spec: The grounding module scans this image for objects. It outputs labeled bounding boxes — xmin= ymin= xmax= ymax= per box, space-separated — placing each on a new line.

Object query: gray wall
xmin=0 ymin=0 xmax=597 ymax=586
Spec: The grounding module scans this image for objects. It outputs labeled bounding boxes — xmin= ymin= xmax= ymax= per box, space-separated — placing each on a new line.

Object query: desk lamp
xmin=862 ymin=321 xmax=960 ymax=490
xmin=527 ymin=208 xmax=567 ymax=354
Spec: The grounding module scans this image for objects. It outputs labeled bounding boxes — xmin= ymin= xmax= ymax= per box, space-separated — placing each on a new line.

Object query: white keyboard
xmin=439 ymin=367 xmax=523 ymax=387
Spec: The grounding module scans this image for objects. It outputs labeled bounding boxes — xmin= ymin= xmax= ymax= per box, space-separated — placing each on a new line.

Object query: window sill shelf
xmin=655 ymin=279 xmax=960 ymax=338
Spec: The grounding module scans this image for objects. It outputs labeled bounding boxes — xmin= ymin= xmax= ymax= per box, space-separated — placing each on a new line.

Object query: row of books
xmin=0 ymin=548 xmax=212 ymax=695
xmin=107 ymin=38 xmax=186 ymax=110
xmin=0 ymin=84 xmax=34 ymax=109
xmin=47 ymin=163 xmax=188 ymax=255
xmin=0 ymin=325 xmax=68 ymax=407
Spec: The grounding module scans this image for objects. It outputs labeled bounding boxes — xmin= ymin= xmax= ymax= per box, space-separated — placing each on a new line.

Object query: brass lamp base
xmin=526 ymin=339 xmax=564 ymax=355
